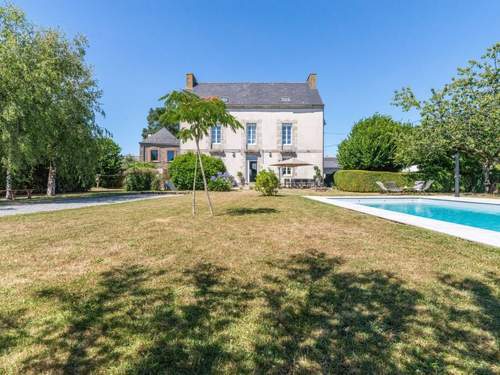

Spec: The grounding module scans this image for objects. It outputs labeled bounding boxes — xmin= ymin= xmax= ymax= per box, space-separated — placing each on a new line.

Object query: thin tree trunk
xmin=5 ymin=168 xmax=13 ymax=200
xmin=192 ymin=150 xmax=198 ymax=216
xmin=195 ymin=140 xmax=214 ymax=216
xmin=483 ymin=163 xmax=492 ymax=194
xmin=47 ymin=161 xmax=57 ymax=197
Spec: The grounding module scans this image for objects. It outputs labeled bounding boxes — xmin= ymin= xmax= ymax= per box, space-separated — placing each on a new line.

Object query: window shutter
xmin=277 ymin=124 xmax=282 ymax=146
xmin=292 ymin=124 xmax=298 ymax=146
xmin=256 ymin=123 xmax=262 ymax=147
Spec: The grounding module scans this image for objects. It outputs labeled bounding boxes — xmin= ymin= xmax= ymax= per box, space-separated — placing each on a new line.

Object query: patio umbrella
xmin=270 ymin=158 xmax=312 ymax=187
xmin=269 ymin=158 xmax=311 ymax=168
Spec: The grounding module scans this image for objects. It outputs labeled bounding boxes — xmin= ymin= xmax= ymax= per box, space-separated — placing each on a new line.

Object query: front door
xmin=248 ymin=160 xmax=258 ymax=182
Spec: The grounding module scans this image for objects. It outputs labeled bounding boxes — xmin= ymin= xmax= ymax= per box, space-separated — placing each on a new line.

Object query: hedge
xmin=334 ymin=170 xmax=413 ymax=192
xmin=124 ymin=167 xmax=160 ymax=191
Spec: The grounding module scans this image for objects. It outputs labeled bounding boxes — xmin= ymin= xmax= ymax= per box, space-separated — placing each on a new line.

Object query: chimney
xmin=307 ymin=73 xmax=317 ymax=90
xmin=185 ymin=73 xmax=197 ymax=90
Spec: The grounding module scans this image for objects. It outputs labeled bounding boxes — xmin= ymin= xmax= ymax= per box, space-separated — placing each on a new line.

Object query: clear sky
xmin=12 ymin=0 xmax=500 ymax=156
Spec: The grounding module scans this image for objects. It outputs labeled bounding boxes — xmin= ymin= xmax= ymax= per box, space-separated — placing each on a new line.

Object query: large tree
xmin=96 ymin=137 xmax=122 ymax=188
xmin=337 ymin=114 xmax=410 ymax=171
xmin=394 ymin=43 xmax=500 ymax=192
xmin=0 ymin=4 xmax=103 ymax=197
xmin=161 ymin=91 xmax=241 ymax=215
xmin=141 ymin=107 xmax=179 ymax=139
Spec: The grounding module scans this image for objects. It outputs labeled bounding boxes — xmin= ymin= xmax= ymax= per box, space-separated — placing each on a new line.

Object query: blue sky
xmin=13 ymin=0 xmax=500 ymax=156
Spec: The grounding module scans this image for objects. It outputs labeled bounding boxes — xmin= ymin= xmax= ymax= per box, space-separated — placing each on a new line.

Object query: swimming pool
xmin=305 ymin=196 xmax=500 ymax=247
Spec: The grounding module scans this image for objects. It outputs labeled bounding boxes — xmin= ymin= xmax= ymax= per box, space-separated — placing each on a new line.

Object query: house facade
xmin=180 ymin=73 xmax=324 ymax=184
xmin=139 ymin=127 xmax=180 ymax=168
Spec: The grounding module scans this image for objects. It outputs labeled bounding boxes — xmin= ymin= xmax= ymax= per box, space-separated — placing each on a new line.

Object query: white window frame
xmin=281 ymin=167 xmax=292 ymax=176
xmin=282 ymin=123 xmax=292 ymax=145
xmin=246 ymin=123 xmax=256 ymax=145
xmin=211 ymin=125 xmax=222 ymax=144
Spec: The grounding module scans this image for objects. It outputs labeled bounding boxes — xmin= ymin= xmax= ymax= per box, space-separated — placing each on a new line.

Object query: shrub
xmin=255 ymin=169 xmax=279 ymax=196
xmin=208 ymin=172 xmax=234 ymax=191
xmin=337 ymin=114 xmax=410 ymax=171
xmin=334 ymin=170 xmax=414 ymax=192
xmin=169 ymin=152 xmax=226 ymax=190
xmin=124 ymin=167 xmax=159 ymax=191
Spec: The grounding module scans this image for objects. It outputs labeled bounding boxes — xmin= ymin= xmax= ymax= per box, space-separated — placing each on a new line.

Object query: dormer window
xmin=280 ymin=96 xmax=291 ymax=102
xmin=220 ymin=96 xmax=229 ymax=103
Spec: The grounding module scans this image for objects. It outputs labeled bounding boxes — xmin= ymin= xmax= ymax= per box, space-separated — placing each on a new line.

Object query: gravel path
xmin=0 ymin=194 xmax=177 ymax=217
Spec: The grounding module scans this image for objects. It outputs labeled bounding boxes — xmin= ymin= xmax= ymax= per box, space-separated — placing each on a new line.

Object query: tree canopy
xmin=394 ymin=43 xmax=499 ymax=192
xmin=161 ymin=90 xmax=242 ymax=215
xmin=0 ymin=4 xmax=104 ymax=196
xmin=141 ymin=107 xmax=179 ymax=139
xmin=337 ymin=114 xmax=410 ymax=171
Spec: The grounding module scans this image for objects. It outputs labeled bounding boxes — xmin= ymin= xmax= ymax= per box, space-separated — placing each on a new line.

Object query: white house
xmin=180 ymin=73 xmax=324 ymax=184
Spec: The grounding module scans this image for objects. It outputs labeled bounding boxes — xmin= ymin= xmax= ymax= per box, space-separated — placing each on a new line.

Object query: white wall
xmin=180 ymin=108 xmax=324 ymax=182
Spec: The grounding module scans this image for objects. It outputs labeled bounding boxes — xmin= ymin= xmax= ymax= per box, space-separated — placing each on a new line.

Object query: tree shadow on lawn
xmin=14 ymin=252 xmax=499 ymax=373
xmin=224 ymin=207 xmax=279 ymax=216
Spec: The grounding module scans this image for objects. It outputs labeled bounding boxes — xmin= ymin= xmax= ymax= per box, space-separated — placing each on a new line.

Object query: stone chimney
xmin=185 ymin=73 xmax=197 ymax=90
xmin=307 ymin=73 xmax=317 ymax=90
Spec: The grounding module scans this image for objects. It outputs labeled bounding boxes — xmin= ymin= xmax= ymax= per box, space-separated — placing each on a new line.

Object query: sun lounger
xmin=385 ymin=181 xmax=403 ymax=193
xmin=376 ymin=181 xmax=389 ymax=193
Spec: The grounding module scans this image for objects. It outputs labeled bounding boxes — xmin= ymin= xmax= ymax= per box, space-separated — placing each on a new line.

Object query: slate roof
xmin=140 ymin=128 xmax=179 ymax=146
xmin=324 ymin=157 xmax=340 ymax=171
xmin=192 ymin=82 xmax=323 ymax=108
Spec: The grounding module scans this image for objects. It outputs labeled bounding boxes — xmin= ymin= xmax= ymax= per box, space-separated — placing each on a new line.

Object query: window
xmin=150 ymin=149 xmax=159 ymax=161
xmin=220 ymin=96 xmax=229 ymax=103
xmin=281 ymin=123 xmax=292 ymax=145
xmin=281 ymin=167 xmax=292 ymax=176
xmin=280 ymin=96 xmax=291 ymax=102
xmin=246 ymin=123 xmax=256 ymax=145
xmin=167 ymin=150 xmax=175 ymax=162
xmin=211 ymin=125 xmax=222 ymax=144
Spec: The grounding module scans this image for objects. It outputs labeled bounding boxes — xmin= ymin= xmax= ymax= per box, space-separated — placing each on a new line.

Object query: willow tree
xmin=160 ymin=91 xmax=241 ymax=215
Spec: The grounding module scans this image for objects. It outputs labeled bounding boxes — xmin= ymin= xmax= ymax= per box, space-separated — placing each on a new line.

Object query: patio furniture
xmin=376 ymin=181 xmax=389 ymax=193
xmin=385 ymin=181 xmax=403 ymax=193
xmin=270 ymin=158 xmax=312 ymax=188
xmin=421 ymin=180 xmax=434 ymax=193
xmin=405 ymin=180 xmax=425 ymax=193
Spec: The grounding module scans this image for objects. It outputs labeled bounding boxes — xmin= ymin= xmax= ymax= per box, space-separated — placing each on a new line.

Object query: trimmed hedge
xmin=334 ymin=170 xmax=413 ymax=192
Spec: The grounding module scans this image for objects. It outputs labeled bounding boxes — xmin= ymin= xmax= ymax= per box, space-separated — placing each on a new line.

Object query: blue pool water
xmin=332 ymin=198 xmax=500 ymax=232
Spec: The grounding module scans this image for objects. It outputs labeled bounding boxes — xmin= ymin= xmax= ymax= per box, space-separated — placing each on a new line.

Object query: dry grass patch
xmin=0 ymin=191 xmax=498 ymax=373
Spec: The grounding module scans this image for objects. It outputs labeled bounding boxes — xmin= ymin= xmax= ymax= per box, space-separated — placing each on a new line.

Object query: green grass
xmin=0 ymin=191 xmax=498 ymax=374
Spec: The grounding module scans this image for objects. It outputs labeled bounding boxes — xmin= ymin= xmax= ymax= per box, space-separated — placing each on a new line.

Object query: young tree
xmin=141 ymin=107 xmax=179 ymax=139
xmin=394 ymin=43 xmax=500 ymax=192
xmin=161 ymin=91 xmax=242 ymax=215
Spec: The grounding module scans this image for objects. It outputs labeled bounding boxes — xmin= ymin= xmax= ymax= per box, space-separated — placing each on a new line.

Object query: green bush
xmin=169 ymin=152 xmax=226 ymax=190
xmin=208 ymin=172 xmax=233 ymax=191
xmin=337 ymin=114 xmax=410 ymax=171
xmin=124 ymin=167 xmax=159 ymax=191
xmin=255 ymin=169 xmax=279 ymax=196
xmin=334 ymin=170 xmax=414 ymax=192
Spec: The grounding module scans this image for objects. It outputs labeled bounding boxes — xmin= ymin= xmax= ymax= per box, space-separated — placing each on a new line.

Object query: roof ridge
xmin=197 ymin=82 xmax=308 ymax=85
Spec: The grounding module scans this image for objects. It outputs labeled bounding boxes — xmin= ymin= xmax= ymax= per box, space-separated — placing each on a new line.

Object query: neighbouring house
xmin=139 ymin=128 xmax=180 ymax=170
xmin=324 ymin=156 xmax=340 ymax=186
xmin=180 ymin=73 xmax=325 ymax=184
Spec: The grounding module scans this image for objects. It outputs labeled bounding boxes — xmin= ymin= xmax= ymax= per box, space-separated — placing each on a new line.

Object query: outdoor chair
xmin=376 ymin=181 xmax=389 ymax=193
xmin=385 ymin=181 xmax=403 ymax=193
xmin=406 ymin=180 xmax=425 ymax=193
xmin=421 ymin=180 xmax=434 ymax=193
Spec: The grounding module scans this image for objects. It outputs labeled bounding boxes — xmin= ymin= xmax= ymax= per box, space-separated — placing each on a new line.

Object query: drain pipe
xmin=454 ymin=152 xmax=460 ymax=197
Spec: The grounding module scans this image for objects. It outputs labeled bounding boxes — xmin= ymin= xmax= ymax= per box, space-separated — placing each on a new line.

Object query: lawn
xmin=0 ymin=191 xmax=498 ymax=374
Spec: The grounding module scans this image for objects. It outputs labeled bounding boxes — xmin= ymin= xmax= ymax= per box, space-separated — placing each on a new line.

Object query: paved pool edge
xmin=304 ymin=195 xmax=500 ymax=248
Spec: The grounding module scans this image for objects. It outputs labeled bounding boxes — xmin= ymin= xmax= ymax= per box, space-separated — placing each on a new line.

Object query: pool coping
xmin=304 ymin=195 xmax=500 ymax=248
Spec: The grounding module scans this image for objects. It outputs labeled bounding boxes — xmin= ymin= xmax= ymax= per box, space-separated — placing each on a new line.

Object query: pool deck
xmin=305 ymin=195 xmax=500 ymax=248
